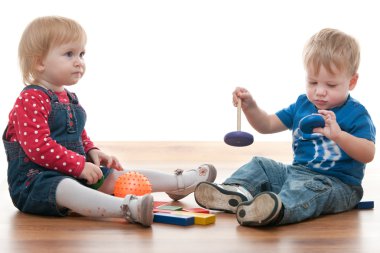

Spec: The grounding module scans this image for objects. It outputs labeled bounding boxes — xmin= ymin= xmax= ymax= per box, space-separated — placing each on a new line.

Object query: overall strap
xmin=23 ymin=85 xmax=59 ymax=103
xmin=65 ymin=89 xmax=79 ymax=104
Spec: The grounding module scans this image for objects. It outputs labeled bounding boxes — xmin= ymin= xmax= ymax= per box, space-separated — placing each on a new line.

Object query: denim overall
xmin=3 ymin=85 xmax=110 ymax=216
xmin=224 ymin=156 xmax=363 ymax=225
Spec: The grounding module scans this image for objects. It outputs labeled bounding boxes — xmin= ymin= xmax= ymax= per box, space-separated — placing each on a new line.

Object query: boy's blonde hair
xmin=303 ymin=28 xmax=360 ymax=77
xmin=18 ymin=16 xmax=87 ymax=85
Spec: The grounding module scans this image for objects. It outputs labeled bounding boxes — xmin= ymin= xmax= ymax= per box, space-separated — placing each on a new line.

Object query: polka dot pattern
xmin=5 ymin=88 xmax=96 ymax=177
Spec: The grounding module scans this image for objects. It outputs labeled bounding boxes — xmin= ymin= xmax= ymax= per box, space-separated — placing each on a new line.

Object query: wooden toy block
xmin=157 ymin=205 xmax=183 ymax=211
xmin=183 ymin=207 xmax=210 ymax=213
xmin=153 ymin=213 xmax=194 ymax=226
xmin=153 ymin=201 xmax=170 ymax=208
xmin=153 ymin=208 xmax=172 ymax=213
xmin=172 ymin=211 xmax=216 ymax=225
xmin=355 ymin=201 xmax=374 ymax=209
xmin=153 ymin=201 xmax=171 ymax=212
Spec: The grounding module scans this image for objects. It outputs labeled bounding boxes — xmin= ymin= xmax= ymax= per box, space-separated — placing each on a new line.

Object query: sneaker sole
xmin=236 ymin=192 xmax=281 ymax=226
xmin=139 ymin=194 xmax=154 ymax=227
xmin=167 ymin=164 xmax=217 ymax=201
xmin=194 ymin=182 xmax=247 ymax=213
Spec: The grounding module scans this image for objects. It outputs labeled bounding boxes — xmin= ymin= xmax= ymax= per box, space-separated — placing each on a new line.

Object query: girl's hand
xmin=87 ymin=149 xmax=124 ymax=171
xmin=313 ymin=110 xmax=342 ymax=141
xmin=79 ymin=162 xmax=103 ymax=185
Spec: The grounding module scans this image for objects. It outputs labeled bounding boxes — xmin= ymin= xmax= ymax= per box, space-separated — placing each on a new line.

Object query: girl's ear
xmin=349 ymin=73 xmax=359 ymax=90
xmin=35 ymin=57 xmax=45 ymax=72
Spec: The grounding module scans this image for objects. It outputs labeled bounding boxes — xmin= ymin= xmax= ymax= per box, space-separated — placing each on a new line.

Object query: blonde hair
xmin=18 ymin=16 xmax=87 ymax=85
xmin=303 ymin=28 xmax=360 ymax=77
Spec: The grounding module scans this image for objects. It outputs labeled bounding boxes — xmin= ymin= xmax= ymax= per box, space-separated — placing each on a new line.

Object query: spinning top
xmin=224 ymin=99 xmax=254 ymax=147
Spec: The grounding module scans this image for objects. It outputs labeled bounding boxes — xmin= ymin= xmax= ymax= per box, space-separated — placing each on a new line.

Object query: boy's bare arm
xmin=243 ymin=106 xmax=287 ymax=134
xmin=334 ymin=132 xmax=375 ymax=164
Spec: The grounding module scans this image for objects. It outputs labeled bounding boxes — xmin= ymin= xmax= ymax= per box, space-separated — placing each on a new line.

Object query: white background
xmin=1 ymin=0 xmax=379 ymax=182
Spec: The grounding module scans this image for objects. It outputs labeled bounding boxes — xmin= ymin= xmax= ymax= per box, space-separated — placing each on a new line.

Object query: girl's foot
xmin=122 ymin=194 xmax=154 ymax=227
xmin=166 ymin=164 xmax=217 ymax=201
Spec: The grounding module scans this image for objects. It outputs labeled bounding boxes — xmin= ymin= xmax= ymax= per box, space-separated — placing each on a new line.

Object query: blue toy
xmin=299 ymin=114 xmax=325 ymax=134
xmin=224 ymin=99 xmax=254 ymax=147
xmin=153 ymin=213 xmax=194 ymax=226
xmin=355 ymin=201 xmax=374 ymax=209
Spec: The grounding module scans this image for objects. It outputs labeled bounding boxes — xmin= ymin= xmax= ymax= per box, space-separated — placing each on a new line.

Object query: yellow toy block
xmin=172 ymin=211 xmax=216 ymax=225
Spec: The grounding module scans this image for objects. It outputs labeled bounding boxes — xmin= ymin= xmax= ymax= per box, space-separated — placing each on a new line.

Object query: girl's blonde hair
xmin=303 ymin=28 xmax=360 ymax=77
xmin=18 ymin=16 xmax=87 ymax=85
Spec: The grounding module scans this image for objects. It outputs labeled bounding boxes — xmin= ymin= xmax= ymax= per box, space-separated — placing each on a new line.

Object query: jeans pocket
xmin=304 ymin=175 xmax=332 ymax=192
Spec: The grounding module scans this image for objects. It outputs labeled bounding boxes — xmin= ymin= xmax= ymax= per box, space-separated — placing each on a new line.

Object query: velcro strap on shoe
xmin=174 ymin=168 xmax=185 ymax=190
xmin=122 ymin=195 xmax=136 ymax=223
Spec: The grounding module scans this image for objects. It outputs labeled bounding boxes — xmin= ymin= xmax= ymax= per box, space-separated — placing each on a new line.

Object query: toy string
xmin=237 ymin=99 xmax=241 ymax=131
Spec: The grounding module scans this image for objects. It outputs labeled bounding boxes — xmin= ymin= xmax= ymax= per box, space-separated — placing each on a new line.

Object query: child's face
xmin=37 ymin=41 xmax=86 ymax=90
xmin=305 ymin=64 xmax=358 ymax=110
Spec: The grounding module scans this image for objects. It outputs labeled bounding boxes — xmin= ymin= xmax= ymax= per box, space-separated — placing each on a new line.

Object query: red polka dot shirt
xmin=5 ymin=88 xmax=96 ymax=178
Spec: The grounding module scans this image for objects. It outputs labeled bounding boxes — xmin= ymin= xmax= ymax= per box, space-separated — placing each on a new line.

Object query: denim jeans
xmin=4 ymin=138 xmax=113 ymax=216
xmin=3 ymin=85 xmax=113 ymax=216
xmin=224 ymin=156 xmax=363 ymax=225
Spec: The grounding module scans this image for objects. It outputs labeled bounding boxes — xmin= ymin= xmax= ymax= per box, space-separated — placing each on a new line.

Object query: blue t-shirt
xmin=276 ymin=94 xmax=376 ymax=185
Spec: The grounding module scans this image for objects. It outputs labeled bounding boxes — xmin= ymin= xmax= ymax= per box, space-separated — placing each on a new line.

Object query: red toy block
xmin=153 ymin=201 xmax=170 ymax=208
xmin=183 ymin=207 xmax=210 ymax=213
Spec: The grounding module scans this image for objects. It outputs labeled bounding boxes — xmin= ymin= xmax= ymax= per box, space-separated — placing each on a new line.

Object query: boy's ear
xmin=349 ymin=73 xmax=359 ymax=90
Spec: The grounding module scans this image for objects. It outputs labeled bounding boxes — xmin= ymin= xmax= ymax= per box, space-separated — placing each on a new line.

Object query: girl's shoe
xmin=166 ymin=164 xmax=217 ymax=201
xmin=194 ymin=182 xmax=250 ymax=213
xmin=122 ymin=194 xmax=154 ymax=227
xmin=236 ymin=191 xmax=282 ymax=226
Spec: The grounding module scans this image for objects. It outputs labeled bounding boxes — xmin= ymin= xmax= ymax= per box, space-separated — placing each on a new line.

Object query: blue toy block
xmin=355 ymin=201 xmax=374 ymax=209
xmin=153 ymin=213 xmax=194 ymax=226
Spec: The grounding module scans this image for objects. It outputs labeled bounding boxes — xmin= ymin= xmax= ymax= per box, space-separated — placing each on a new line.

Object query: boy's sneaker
xmin=166 ymin=164 xmax=217 ymax=201
xmin=122 ymin=194 xmax=154 ymax=227
xmin=194 ymin=182 xmax=251 ymax=213
xmin=236 ymin=191 xmax=282 ymax=227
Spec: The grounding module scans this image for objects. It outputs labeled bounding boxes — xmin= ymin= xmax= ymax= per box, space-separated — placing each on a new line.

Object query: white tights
xmin=56 ymin=168 xmax=198 ymax=217
xmin=56 ymin=178 xmax=125 ymax=217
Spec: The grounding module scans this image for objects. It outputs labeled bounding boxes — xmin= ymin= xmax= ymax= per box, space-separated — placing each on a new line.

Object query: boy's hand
xmin=313 ymin=110 xmax=342 ymax=141
xmin=87 ymin=149 xmax=124 ymax=171
xmin=79 ymin=162 xmax=103 ymax=185
xmin=232 ymin=87 xmax=256 ymax=110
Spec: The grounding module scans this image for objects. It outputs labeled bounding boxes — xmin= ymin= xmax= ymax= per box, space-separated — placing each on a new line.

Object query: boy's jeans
xmin=224 ymin=156 xmax=363 ymax=224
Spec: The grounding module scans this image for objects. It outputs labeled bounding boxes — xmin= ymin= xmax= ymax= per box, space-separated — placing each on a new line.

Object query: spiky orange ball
xmin=114 ymin=171 xmax=152 ymax=197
